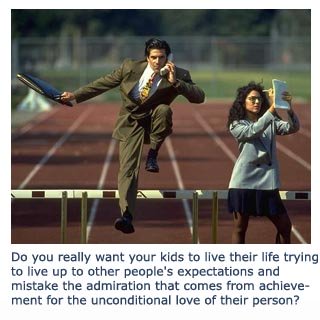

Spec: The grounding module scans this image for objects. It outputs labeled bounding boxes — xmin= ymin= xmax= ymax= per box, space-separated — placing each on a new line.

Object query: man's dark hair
xmin=144 ymin=38 xmax=171 ymax=57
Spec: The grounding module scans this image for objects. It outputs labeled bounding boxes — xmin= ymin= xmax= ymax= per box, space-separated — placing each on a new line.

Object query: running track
xmin=11 ymin=101 xmax=311 ymax=244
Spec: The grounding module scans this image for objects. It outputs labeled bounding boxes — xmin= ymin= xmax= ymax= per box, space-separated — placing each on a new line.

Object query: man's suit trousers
xmin=118 ymin=104 xmax=173 ymax=215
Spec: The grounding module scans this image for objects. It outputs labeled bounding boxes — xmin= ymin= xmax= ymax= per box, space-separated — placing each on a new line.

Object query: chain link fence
xmin=11 ymin=35 xmax=311 ymax=101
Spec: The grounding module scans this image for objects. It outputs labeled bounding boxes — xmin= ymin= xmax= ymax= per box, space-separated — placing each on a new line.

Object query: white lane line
xmin=86 ymin=139 xmax=116 ymax=240
xmin=277 ymin=142 xmax=311 ymax=171
xmin=165 ymin=137 xmax=195 ymax=238
xmin=193 ymin=110 xmax=237 ymax=163
xmin=298 ymin=127 xmax=311 ymax=138
xmin=12 ymin=108 xmax=59 ymax=140
xmin=292 ymin=225 xmax=307 ymax=244
xmin=194 ymin=109 xmax=311 ymax=171
xmin=17 ymin=108 xmax=92 ymax=190
xmin=193 ymin=108 xmax=308 ymax=244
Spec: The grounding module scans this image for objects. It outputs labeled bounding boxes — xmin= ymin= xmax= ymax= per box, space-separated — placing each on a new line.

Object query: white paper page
xmin=272 ymin=79 xmax=290 ymax=109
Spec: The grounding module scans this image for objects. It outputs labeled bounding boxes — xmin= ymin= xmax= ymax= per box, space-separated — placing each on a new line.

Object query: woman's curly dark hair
xmin=227 ymin=81 xmax=270 ymax=129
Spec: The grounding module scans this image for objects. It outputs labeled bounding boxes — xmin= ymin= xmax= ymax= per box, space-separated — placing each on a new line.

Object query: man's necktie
xmin=139 ymin=72 xmax=156 ymax=102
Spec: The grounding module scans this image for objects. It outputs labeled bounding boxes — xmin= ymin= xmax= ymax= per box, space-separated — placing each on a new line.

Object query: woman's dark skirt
xmin=228 ymin=188 xmax=287 ymax=217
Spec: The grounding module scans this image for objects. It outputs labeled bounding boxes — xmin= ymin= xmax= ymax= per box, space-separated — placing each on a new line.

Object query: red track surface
xmin=11 ymin=101 xmax=311 ymax=244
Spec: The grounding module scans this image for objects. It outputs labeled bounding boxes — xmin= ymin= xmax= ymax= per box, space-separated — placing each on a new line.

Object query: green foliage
xmin=12 ymin=9 xmax=310 ymax=38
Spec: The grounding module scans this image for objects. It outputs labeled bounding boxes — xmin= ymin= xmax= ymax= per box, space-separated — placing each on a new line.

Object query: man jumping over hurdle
xmin=61 ymin=38 xmax=205 ymax=234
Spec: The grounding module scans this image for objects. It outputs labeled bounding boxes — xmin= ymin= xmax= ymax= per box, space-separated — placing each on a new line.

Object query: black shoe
xmin=145 ymin=156 xmax=159 ymax=173
xmin=114 ymin=211 xmax=135 ymax=234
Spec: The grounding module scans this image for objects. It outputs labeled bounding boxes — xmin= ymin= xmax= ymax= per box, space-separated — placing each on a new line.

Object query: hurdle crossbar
xmin=11 ymin=189 xmax=311 ymax=200
xmin=11 ymin=189 xmax=311 ymax=244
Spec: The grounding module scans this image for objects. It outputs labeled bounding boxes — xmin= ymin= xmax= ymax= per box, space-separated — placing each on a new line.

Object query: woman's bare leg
xmin=232 ymin=212 xmax=250 ymax=244
xmin=268 ymin=212 xmax=292 ymax=244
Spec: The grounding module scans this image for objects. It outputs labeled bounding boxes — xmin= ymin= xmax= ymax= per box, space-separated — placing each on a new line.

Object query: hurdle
xmin=11 ymin=189 xmax=311 ymax=244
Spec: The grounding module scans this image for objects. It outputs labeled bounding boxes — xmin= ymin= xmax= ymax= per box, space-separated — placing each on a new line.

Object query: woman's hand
xmin=264 ymin=88 xmax=276 ymax=114
xmin=282 ymin=91 xmax=293 ymax=115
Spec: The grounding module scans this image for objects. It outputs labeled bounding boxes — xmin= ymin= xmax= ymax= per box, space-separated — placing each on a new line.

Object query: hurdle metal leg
xmin=60 ymin=191 xmax=68 ymax=244
xmin=211 ymin=191 xmax=218 ymax=244
xmin=81 ymin=192 xmax=88 ymax=244
xmin=192 ymin=192 xmax=199 ymax=244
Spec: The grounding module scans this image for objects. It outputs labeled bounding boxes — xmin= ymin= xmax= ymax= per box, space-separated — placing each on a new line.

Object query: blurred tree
xmin=210 ymin=10 xmax=277 ymax=36
xmin=11 ymin=9 xmax=310 ymax=38
xmin=272 ymin=9 xmax=311 ymax=37
xmin=159 ymin=9 xmax=213 ymax=35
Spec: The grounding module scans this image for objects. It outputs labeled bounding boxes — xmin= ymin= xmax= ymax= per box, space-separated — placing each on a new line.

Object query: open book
xmin=272 ymin=79 xmax=290 ymax=109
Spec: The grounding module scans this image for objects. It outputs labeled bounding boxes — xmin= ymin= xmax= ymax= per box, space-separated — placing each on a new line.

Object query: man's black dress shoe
xmin=114 ymin=211 xmax=135 ymax=234
xmin=145 ymin=148 xmax=159 ymax=173
xmin=145 ymin=156 xmax=159 ymax=172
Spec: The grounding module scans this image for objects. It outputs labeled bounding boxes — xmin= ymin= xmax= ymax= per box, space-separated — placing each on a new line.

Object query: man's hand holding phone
xmin=160 ymin=53 xmax=177 ymax=84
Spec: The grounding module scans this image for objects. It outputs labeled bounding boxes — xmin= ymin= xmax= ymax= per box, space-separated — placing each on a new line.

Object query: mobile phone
xmin=160 ymin=53 xmax=174 ymax=76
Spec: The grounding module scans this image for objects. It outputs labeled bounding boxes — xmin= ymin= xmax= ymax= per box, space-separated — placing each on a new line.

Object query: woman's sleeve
xmin=230 ymin=111 xmax=275 ymax=141
xmin=275 ymin=112 xmax=300 ymax=135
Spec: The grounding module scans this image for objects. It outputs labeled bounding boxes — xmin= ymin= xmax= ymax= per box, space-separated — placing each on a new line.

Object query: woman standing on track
xmin=226 ymin=81 xmax=300 ymax=244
